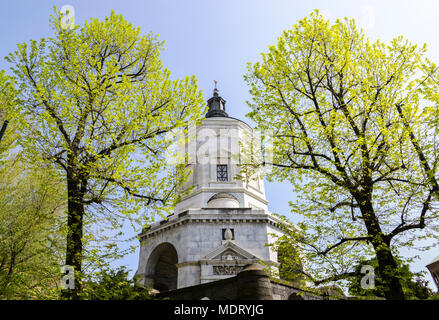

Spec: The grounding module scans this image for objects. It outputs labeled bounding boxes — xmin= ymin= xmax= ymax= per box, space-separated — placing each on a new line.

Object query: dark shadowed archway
xmin=145 ymin=243 xmax=178 ymax=291
xmin=288 ymin=292 xmax=305 ymax=300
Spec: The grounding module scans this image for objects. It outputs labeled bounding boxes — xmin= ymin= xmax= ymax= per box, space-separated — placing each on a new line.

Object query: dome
xmin=207 ymin=193 xmax=239 ymax=208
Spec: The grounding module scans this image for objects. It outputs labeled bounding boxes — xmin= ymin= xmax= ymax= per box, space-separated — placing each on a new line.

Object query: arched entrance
xmin=145 ymin=243 xmax=178 ymax=291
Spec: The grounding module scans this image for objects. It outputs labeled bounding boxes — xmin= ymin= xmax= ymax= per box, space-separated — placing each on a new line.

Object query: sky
xmin=1 ymin=0 xmax=439 ymax=290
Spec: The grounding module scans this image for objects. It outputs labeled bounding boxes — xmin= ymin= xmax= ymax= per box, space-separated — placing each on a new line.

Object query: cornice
xmin=138 ymin=210 xmax=286 ymax=241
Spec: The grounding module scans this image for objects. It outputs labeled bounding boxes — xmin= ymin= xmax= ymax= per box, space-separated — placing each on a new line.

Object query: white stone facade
xmin=175 ymin=116 xmax=268 ymax=213
xmin=136 ymin=208 xmax=286 ymax=289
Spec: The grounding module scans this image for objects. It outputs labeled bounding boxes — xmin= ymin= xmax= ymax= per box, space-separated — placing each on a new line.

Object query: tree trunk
xmin=62 ymin=171 xmax=85 ymax=300
xmin=359 ymin=196 xmax=405 ymax=300
xmin=374 ymin=243 xmax=405 ymax=300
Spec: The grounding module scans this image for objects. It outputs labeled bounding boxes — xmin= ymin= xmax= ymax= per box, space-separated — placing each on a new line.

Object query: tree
xmin=7 ymin=9 xmax=205 ymax=298
xmin=244 ymin=11 xmax=439 ymax=299
xmin=1 ymin=74 xmax=66 ymax=299
xmin=0 ymin=156 xmax=66 ymax=299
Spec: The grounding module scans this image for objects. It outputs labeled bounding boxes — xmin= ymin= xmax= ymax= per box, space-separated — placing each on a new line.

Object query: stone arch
xmin=207 ymin=192 xmax=240 ymax=208
xmin=145 ymin=242 xmax=178 ymax=292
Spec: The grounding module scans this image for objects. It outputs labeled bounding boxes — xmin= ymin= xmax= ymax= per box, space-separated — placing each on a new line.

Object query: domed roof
xmin=208 ymin=192 xmax=238 ymax=202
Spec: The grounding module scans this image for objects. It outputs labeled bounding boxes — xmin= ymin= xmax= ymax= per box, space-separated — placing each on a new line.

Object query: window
xmin=217 ymin=164 xmax=228 ymax=181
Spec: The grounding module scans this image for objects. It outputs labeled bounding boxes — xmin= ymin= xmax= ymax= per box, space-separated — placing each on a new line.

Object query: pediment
xmin=200 ymin=241 xmax=262 ymax=262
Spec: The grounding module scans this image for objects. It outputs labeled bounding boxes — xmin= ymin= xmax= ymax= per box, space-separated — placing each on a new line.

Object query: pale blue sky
xmin=2 ymin=0 xmax=439 ymax=290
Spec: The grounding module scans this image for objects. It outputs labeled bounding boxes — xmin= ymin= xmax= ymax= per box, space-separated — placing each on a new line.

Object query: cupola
xmin=206 ymin=81 xmax=228 ymax=118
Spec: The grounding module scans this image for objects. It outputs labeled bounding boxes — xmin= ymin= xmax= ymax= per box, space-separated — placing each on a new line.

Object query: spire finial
xmin=213 ymin=80 xmax=219 ymax=96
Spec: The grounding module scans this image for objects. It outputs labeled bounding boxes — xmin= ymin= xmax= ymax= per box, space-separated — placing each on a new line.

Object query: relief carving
xmin=213 ymin=265 xmax=243 ymax=275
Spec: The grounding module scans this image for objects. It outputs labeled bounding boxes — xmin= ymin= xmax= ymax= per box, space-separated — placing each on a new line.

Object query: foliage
xmin=0 ymin=70 xmax=17 ymax=149
xmin=348 ymin=257 xmax=433 ymax=299
xmin=429 ymin=293 xmax=439 ymax=300
xmin=0 ymin=154 xmax=66 ymax=299
xmin=6 ymin=8 xmax=205 ymax=298
xmin=79 ymin=266 xmax=155 ymax=300
xmin=244 ymin=10 xmax=439 ymax=299
xmin=264 ymin=225 xmax=306 ymax=285
xmin=1 ymin=69 xmax=66 ymax=299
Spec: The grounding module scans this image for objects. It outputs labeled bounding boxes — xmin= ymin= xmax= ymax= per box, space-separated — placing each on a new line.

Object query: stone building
xmin=134 ymin=86 xmax=304 ymax=298
xmin=426 ymin=255 xmax=439 ymax=291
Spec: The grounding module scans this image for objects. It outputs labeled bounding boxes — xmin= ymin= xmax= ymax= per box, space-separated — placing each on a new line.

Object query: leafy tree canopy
xmin=244 ymin=10 xmax=439 ymax=299
xmin=6 ymin=8 xmax=205 ymax=298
